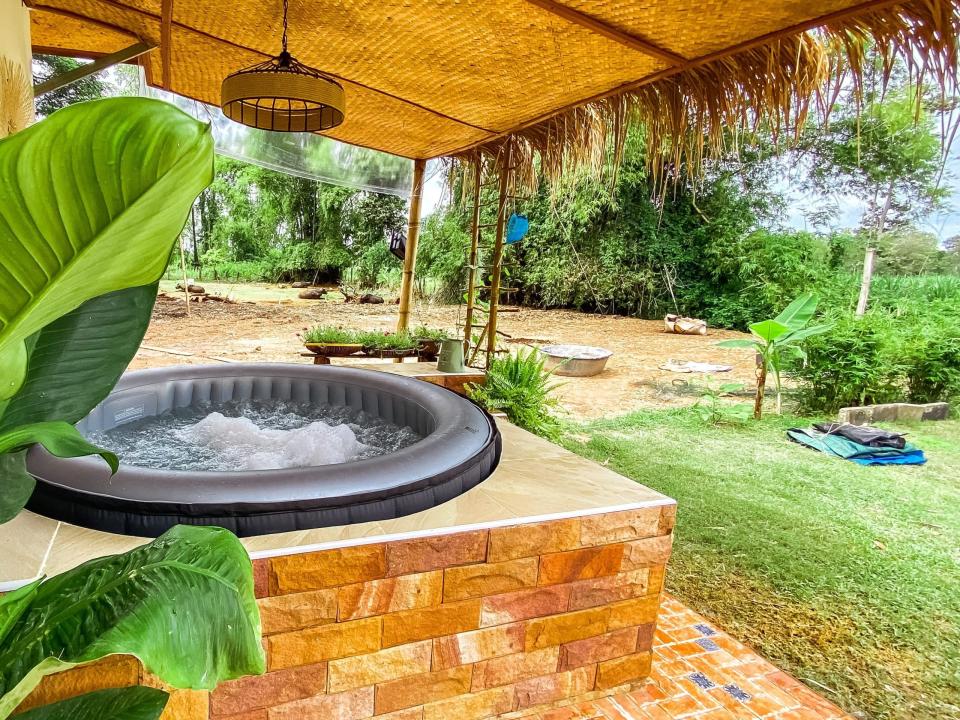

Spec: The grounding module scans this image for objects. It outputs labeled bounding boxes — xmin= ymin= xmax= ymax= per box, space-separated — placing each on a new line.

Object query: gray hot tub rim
xmin=26 ymin=364 xmax=500 ymax=537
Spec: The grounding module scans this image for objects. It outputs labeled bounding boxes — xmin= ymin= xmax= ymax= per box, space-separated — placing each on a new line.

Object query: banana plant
xmin=717 ymin=293 xmax=833 ymax=418
xmin=0 ymin=525 xmax=265 ymax=720
xmin=0 ymin=97 xmax=213 ymax=520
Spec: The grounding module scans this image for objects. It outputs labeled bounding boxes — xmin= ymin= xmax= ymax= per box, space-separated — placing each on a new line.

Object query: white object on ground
xmin=177 ymin=412 xmax=363 ymax=470
xmin=659 ymin=360 xmax=733 ymax=373
xmin=540 ymin=344 xmax=613 ymax=377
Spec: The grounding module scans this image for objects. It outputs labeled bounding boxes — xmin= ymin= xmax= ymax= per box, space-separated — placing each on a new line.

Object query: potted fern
xmin=301 ymin=325 xmax=363 ymax=357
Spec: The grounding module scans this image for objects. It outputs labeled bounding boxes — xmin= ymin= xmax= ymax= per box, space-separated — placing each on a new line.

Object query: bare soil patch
xmin=138 ymin=283 xmax=756 ymax=420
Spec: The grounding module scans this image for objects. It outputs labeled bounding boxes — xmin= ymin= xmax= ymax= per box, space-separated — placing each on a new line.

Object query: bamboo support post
xmin=179 ymin=236 xmax=191 ymax=317
xmin=463 ymin=161 xmax=483 ymax=357
xmin=397 ymin=158 xmax=426 ymax=333
xmin=855 ymin=247 xmax=876 ymax=318
xmin=485 ymin=145 xmax=512 ymax=367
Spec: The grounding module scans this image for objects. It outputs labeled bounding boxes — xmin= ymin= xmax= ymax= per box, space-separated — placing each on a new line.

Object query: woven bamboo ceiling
xmin=26 ymin=0 xmax=960 ymax=163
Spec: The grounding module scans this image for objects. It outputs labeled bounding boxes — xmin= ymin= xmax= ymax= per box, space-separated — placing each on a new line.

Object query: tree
xmin=32 ymin=54 xmax=106 ymax=117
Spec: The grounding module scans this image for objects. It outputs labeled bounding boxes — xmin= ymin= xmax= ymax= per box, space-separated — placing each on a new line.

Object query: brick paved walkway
xmin=526 ymin=595 xmax=853 ymax=720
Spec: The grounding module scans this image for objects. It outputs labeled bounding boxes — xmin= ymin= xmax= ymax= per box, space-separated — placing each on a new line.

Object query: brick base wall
xmin=22 ymin=504 xmax=674 ymax=720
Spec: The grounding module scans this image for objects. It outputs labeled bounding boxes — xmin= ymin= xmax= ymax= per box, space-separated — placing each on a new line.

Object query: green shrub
xmin=357 ymin=330 xmax=418 ymax=351
xmin=468 ymin=349 xmax=561 ymax=438
xmin=411 ymin=326 xmax=449 ymax=342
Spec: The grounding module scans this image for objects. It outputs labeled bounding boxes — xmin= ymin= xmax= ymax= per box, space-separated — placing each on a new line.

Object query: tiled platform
xmin=521 ymin=596 xmax=852 ymax=720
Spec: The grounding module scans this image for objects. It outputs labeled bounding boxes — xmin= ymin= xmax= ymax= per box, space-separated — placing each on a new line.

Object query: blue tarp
xmin=787 ymin=428 xmax=926 ymax=465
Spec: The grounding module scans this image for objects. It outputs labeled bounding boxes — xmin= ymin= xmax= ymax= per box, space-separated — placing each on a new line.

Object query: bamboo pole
xmin=463 ymin=161 xmax=483 ymax=357
xmin=397 ymin=158 xmax=426 ymax=333
xmin=485 ymin=145 xmax=512 ymax=367
xmin=855 ymin=247 xmax=876 ymax=318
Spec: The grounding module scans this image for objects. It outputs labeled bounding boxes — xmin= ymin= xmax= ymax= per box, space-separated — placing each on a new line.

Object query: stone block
xmin=421 ymin=686 xmax=514 ymax=720
xmin=17 ymin=655 xmax=140 ymax=711
xmin=487 ymin=519 xmax=581 ymax=562
xmin=338 ymin=571 xmax=442 ymax=621
xmin=607 ymin=595 xmax=660 ymax=630
xmin=525 ymin=606 xmax=610 ymax=650
xmin=537 ymin=545 xmax=623 ymax=586
xmin=266 ymin=617 xmax=381 ymax=669
xmin=432 ymin=623 xmax=525 ymax=669
xmin=210 ymin=663 xmax=327 ymax=716
xmin=385 ymin=531 xmax=488 ymax=576
xmin=269 ymin=545 xmax=386 ymax=594
xmin=636 ymin=622 xmax=656 ymax=652
xmin=374 ymin=666 xmax=473 ymax=714
xmin=514 ymin=665 xmax=596 ymax=709
xmin=558 ymin=628 xmax=638 ymax=671
xmin=480 ymin=585 xmax=571 ymax=627
xmin=443 ymin=557 xmax=539 ymax=601
xmin=595 ymin=651 xmax=653 ymax=689
xmin=620 ymin=536 xmax=672 ymax=571
xmin=268 ymin=686 xmax=374 ymax=720
xmin=471 ymin=647 xmax=560 ymax=690
xmin=257 ymin=589 xmax=337 ymax=635
xmin=658 ymin=505 xmax=677 ymax=534
xmin=579 ymin=508 xmax=661 ymax=545
xmin=328 ymin=641 xmax=432 ymax=692
xmin=838 ymin=401 xmax=950 ymax=425
xmin=566 ymin=569 xmax=651 ymax=611
xmin=382 ymin=599 xmax=481 ymax=647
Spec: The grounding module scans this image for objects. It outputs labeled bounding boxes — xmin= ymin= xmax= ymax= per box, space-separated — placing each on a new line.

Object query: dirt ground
xmin=136 ymin=282 xmax=757 ymax=420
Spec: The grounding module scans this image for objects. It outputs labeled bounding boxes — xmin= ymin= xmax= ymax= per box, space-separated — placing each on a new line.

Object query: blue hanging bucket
xmin=506 ymin=214 xmax=529 ymax=244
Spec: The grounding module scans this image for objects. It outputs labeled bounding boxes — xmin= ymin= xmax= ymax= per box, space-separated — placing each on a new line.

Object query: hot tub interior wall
xmin=79 ymin=376 xmax=436 ymax=437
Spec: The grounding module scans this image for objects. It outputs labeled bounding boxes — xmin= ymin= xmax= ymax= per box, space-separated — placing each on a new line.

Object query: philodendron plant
xmin=0 ymin=98 xmax=265 ymax=718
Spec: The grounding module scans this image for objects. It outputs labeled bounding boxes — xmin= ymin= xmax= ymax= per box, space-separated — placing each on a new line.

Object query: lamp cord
xmin=281 ymin=0 xmax=289 ymax=53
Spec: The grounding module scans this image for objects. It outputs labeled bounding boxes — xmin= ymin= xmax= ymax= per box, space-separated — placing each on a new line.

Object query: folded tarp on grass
xmin=787 ymin=428 xmax=926 ymax=465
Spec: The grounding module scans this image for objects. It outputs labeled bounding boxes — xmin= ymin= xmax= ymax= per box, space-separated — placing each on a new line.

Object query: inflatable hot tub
xmin=25 ymin=364 xmax=500 ymax=537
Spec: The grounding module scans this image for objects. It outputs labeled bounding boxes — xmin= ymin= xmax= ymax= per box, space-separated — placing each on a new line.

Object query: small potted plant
xmin=301 ymin=325 xmax=364 ymax=357
xmin=358 ymin=330 xmax=419 ymax=359
xmin=412 ymin=326 xmax=449 ymax=358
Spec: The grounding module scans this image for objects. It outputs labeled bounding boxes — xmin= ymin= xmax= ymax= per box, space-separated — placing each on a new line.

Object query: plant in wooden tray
xmin=301 ymin=325 xmax=363 ymax=355
xmin=411 ymin=326 xmax=450 ymax=355
xmin=716 ymin=293 xmax=833 ymax=419
xmin=468 ymin=348 xmax=561 ymax=439
xmin=358 ymin=330 xmax=419 ymax=357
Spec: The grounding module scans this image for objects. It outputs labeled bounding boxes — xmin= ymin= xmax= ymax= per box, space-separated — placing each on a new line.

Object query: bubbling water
xmin=86 ymin=399 xmax=423 ymax=472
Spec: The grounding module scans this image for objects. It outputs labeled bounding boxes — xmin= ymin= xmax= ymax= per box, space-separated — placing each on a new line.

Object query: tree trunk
xmin=754 ymin=364 xmax=767 ymax=420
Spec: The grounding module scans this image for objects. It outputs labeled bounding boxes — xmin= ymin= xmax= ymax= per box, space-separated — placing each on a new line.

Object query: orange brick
xmin=375 ymin=710 xmax=424 ymax=720
xmin=567 ymin=569 xmax=652 ymax=611
xmin=257 ymin=588 xmax=337 ymax=635
xmin=443 ymin=557 xmax=539 ymax=601
xmin=595 ymin=651 xmax=653 ymax=690
xmin=471 ymin=647 xmax=560 ymax=690
xmin=487 ymin=518 xmax=581 ymax=562
xmin=525 ymin=606 xmax=610 ymax=651
xmin=158 ymin=688 xmax=209 ymax=720
xmin=480 ymin=585 xmax=570 ymax=627
xmin=514 ymin=665 xmax=597 ymax=709
xmin=559 ymin=628 xmax=638 ymax=671
xmin=269 ymin=545 xmax=386 ymax=594
xmin=374 ymin=666 xmax=473 ymax=714
xmin=210 ymin=710 xmax=267 ymax=720
xmin=382 ymin=599 xmax=480 ymax=647
xmin=210 ymin=663 xmax=327 ymax=716
xmin=648 ymin=565 xmax=666 ymax=594
xmin=385 ymin=531 xmax=487 ymax=576
xmin=579 ymin=508 xmax=662 ymax=545
xmin=253 ymin=559 xmax=270 ymax=598
xmin=658 ymin=504 xmax=677 ymax=534
xmin=607 ymin=595 xmax=660 ymax=630
xmin=338 ymin=571 xmax=442 ymax=621
xmin=421 ymin=686 xmax=514 ymax=720
xmin=432 ymin=623 xmax=525 ymax=669
xmin=266 ymin=617 xmax=381 ymax=669
xmin=637 ymin=622 xmax=656 ymax=651
xmin=620 ymin=536 xmax=673 ymax=571
xmin=267 ymin=686 xmax=374 ymax=720
xmin=328 ymin=640 xmax=432 ymax=692
xmin=538 ymin=545 xmax=623 ymax=586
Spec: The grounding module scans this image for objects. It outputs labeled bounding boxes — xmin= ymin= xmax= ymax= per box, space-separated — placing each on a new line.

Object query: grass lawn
xmin=564 ymin=410 xmax=959 ymax=720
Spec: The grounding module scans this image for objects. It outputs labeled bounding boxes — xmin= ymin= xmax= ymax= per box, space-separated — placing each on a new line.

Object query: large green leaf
xmin=0 ymin=578 xmax=40 ymax=646
xmin=0 ymin=451 xmax=35 ymax=524
xmin=14 ymin=687 xmax=168 ymax=720
xmin=772 ymin=293 xmax=819 ymax=330
xmin=0 ymin=284 xmax=158 ymax=432
xmin=715 ymin=339 xmax=759 ymax=349
xmin=748 ymin=319 xmax=791 ymax=343
xmin=0 ymin=525 xmax=264 ymax=717
xmin=0 ymin=97 xmax=213 ymax=399
xmin=780 ymin=322 xmax=835 ymax=345
xmin=0 ymin=422 xmax=117 ymax=473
